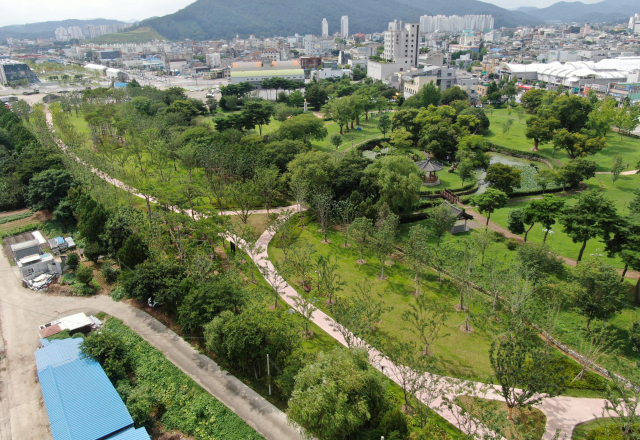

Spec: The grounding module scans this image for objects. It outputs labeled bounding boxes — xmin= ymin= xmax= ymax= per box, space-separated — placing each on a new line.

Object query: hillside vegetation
xmin=88 ymin=26 xmax=165 ymax=44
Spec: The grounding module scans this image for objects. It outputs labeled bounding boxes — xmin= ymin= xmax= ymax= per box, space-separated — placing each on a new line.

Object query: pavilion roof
xmin=416 ymin=159 xmax=444 ymax=172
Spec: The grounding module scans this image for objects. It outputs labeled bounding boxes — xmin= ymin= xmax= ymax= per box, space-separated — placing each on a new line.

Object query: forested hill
xmin=140 ymin=0 xmax=536 ymax=40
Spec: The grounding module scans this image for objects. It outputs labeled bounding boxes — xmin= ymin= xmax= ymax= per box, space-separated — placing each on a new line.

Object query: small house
xmin=10 ymin=239 xmax=41 ymax=262
xmin=17 ymin=253 xmax=61 ymax=280
xmin=38 ymin=312 xmax=95 ymax=338
xmin=440 ymin=201 xmax=474 ymax=234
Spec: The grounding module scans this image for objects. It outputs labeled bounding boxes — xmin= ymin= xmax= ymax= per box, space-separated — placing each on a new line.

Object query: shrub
xmin=65 ymin=252 xmax=80 ymax=271
xmin=110 ymin=286 xmax=126 ymax=301
xmin=101 ymin=265 xmax=120 ymax=284
xmin=585 ymin=426 xmax=623 ymax=440
xmin=73 ymin=283 xmax=95 ymax=296
xmin=74 ymin=265 xmax=94 ymax=285
xmin=506 ymin=238 xmax=519 ymax=250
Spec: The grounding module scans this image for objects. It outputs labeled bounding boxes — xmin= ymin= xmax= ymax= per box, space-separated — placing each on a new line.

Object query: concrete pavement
xmin=0 ymin=255 xmax=302 ymax=440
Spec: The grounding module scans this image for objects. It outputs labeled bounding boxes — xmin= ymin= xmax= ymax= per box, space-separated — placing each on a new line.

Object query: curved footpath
xmin=0 ymin=254 xmax=302 ymax=440
xmin=234 ymin=221 xmax=613 ymax=440
xmin=40 ymin=109 xmax=620 ymax=439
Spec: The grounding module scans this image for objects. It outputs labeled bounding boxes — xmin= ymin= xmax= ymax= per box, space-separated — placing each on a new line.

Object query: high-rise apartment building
xmin=341 ymin=16 xmax=349 ymax=38
xmin=383 ymin=20 xmax=419 ymax=67
xmin=629 ymin=14 xmax=640 ymax=32
xmin=419 ymin=15 xmax=493 ymax=33
xmin=322 ymin=18 xmax=329 ymax=37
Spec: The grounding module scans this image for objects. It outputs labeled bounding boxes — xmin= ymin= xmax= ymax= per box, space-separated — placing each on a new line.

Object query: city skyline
xmin=0 ymin=0 xmax=606 ymax=28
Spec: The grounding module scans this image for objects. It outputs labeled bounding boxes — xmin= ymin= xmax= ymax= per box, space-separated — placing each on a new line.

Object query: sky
xmin=1 ymin=0 xmax=605 ymax=27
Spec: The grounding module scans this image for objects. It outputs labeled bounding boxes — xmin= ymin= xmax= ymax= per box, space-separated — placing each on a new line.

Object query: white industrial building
xmin=498 ymin=57 xmax=640 ymax=88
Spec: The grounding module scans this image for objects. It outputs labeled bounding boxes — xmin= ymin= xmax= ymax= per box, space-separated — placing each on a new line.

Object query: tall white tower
xmin=341 ymin=16 xmax=349 ymax=38
xmin=322 ymin=18 xmax=329 ymax=37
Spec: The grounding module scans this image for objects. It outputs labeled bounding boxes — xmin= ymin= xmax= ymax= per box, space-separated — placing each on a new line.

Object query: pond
xmin=472 ymin=152 xmax=552 ymax=195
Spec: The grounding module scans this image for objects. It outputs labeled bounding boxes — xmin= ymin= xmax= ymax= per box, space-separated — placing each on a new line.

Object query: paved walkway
xmin=0 ymin=255 xmax=302 ymax=440
xmin=596 ymin=170 xmax=639 ymax=175
xmin=231 ymin=221 xmax=616 ymax=440
xmin=44 ymin=108 xmax=620 ymax=439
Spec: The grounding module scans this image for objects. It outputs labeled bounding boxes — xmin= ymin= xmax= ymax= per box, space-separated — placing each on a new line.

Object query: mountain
xmin=514 ymin=6 xmax=539 ymax=12
xmin=140 ymin=0 xmax=538 ymax=40
xmin=523 ymin=0 xmax=638 ymax=23
xmin=0 ymin=19 xmax=127 ymax=41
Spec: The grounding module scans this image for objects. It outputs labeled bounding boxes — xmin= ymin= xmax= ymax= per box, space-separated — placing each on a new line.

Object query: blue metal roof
xmin=107 ymin=426 xmax=151 ymax=440
xmin=35 ymin=338 xmax=82 ymax=372
xmin=39 ymin=358 xmax=134 ymax=440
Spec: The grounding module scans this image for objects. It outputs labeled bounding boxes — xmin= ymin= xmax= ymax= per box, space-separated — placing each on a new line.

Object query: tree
xmin=525 ymin=115 xmax=559 ymax=151
xmin=485 ymin=163 xmax=522 ymax=194
xmin=120 ymin=259 xmax=185 ymax=308
xmin=75 ymin=265 xmax=94 ymax=286
xmin=77 ymin=199 xmax=108 ymax=243
xmin=65 ymin=252 xmax=80 ymax=271
xmin=241 ymin=100 xmax=274 ymax=135
xmin=471 ymin=229 xmax=494 ymax=265
xmin=279 ymin=113 xmax=328 ymax=143
xmin=228 ymin=180 xmax=258 ymax=224
xmin=440 ymin=86 xmax=468 ymax=105
xmin=419 ymin=81 xmax=441 ymax=109
xmin=534 ymin=169 xmax=558 ymax=194
xmin=323 ymin=97 xmax=352 ymax=135
xmin=334 ymin=199 xmax=357 ymax=246
xmin=501 ymin=118 xmax=514 ymax=138
xmin=560 ymin=190 xmax=618 ymax=262
xmin=329 ymin=133 xmax=342 ymax=149
xmin=405 ymin=224 xmax=432 ymax=294
xmin=164 ymin=100 xmax=199 ymax=121
xmin=402 ymin=295 xmax=449 ymax=356
xmin=377 ymin=113 xmax=391 ymax=137
xmin=27 ymin=169 xmax=73 ymax=211
xmin=315 ymin=253 xmax=345 ymax=305
xmin=557 ymin=158 xmax=597 ymax=190
xmin=601 ymin=364 xmax=640 ymax=439
xmin=362 ymin=156 xmax=422 ymax=215
xmin=371 ymin=212 xmax=399 ymax=279
xmin=304 ymin=83 xmax=328 ymax=111
xmin=470 ymin=188 xmax=509 ymax=228
xmin=572 ymin=259 xmax=626 ymax=331
xmin=348 ymin=217 xmax=373 ymax=264
xmin=287 ymin=348 xmax=391 ymax=440
xmin=286 ymin=240 xmax=316 ymax=290
xmin=116 ymin=234 xmax=149 ymax=269
xmin=11 ymin=100 xmax=31 ymax=122
xmin=606 ymin=209 xmax=640 ymax=303
xmin=610 ymin=155 xmax=626 ymax=186
xmin=552 ymin=129 xmax=606 ymax=159
xmin=428 ymin=204 xmax=457 ymax=245
xmin=516 ymin=242 xmax=564 ymax=285
xmin=313 ymin=192 xmax=333 ymax=242
xmin=543 ymin=94 xmax=592 ymax=133
xmin=457 ymin=159 xmax=475 ymax=187
xmin=528 ymin=195 xmax=565 ymax=243
xmin=205 ymin=96 xmax=218 ymax=113
xmin=490 ymin=330 xmax=565 ymax=420
xmin=520 ymin=89 xmax=548 ymax=112
xmin=254 ymin=166 xmax=281 ymax=215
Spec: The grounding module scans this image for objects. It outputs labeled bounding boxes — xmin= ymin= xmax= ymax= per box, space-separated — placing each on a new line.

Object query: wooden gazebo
xmin=416 ymin=158 xmax=444 ymax=185
xmin=441 ymin=200 xmax=474 ymax=233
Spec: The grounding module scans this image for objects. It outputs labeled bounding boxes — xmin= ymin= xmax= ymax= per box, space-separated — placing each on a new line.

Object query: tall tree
xmin=376 ymin=113 xmax=392 ymax=138
xmin=402 ymin=295 xmax=449 ymax=356
xmin=485 ymin=163 xmax=522 ymax=194
xmin=254 ymin=166 xmax=281 ymax=215
xmin=313 ymin=192 xmax=334 ymax=242
xmin=428 ymin=203 xmax=458 ymax=245
xmin=560 ymin=190 xmax=618 ymax=262
xmin=371 ymin=211 xmax=399 ymax=279
xmin=348 ymin=216 xmax=373 ymax=263
xmin=470 ymin=188 xmax=509 ymax=228
xmin=419 ymin=81 xmax=441 ymax=109
xmin=525 ymin=115 xmax=559 ymax=151
xmin=404 ymin=224 xmax=432 ymax=294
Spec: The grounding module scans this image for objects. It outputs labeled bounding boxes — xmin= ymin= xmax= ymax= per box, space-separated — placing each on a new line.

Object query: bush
xmin=629 ymin=321 xmax=640 ymax=352
xmin=379 ymin=408 xmax=409 ymax=439
xmin=101 ymin=265 xmax=120 ymax=284
xmin=110 ymin=286 xmax=126 ymax=301
xmin=75 ymin=265 xmax=93 ymax=285
xmin=65 ymin=252 xmax=80 ymax=271
xmin=506 ymin=238 xmax=519 ymax=250
xmin=554 ymin=357 xmax=606 ymax=391
xmin=585 ymin=426 xmax=623 ymax=440
xmin=73 ymin=283 xmax=95 ymax=296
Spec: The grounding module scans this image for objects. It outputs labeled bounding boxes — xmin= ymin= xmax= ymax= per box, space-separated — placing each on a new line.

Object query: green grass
xmin=486 ymin=109 xmax=640 ymax=172
xmin=88 ymin=26 xmax=166 ymax=44
xmin=312 ymin=116 xmax=384 ymax=152
xmin=572 ymin=418 xmax=621 ymax=440
xmin=420 ymin=168 xmax=466 ymax=192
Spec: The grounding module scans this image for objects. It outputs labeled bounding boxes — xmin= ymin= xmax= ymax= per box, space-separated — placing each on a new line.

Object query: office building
xmin=322 ymin=18 xmax=329 ymax=37
xmin=383 ymin=20 xmax=420 ymax=67
xmin=341 ymin=16 xmax=349 ymax=38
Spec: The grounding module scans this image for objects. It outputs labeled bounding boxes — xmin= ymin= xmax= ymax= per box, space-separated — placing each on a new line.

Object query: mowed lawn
xmin=486 ymin=108 xmax=640 ymax=171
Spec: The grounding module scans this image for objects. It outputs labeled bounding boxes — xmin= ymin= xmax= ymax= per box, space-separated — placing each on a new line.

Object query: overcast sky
xmin=1 ymin=0 xmax=604 ymax=27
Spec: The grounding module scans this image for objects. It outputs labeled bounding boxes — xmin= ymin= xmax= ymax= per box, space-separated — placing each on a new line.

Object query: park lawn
xmin=486 ymin=109 xmax=640 ymax=172
xmin=268 ymin=220 xmax=500 ymax=382
xmin=229 ymin=213 xmax=272 ymax=237
xmin=485 ymin=173 xmax=640 ymax=269
xmin=572 ymin=418 xmax=621 ymax=440
xmin=312 ymin=116 xmax=384 ymax=152
xmin=420 ymin=168 xmax=467 ymax=192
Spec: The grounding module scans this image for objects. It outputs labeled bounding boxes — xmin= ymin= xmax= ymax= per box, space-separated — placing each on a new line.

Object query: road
xmin=0 ymin=254 xmax=303 ymax=440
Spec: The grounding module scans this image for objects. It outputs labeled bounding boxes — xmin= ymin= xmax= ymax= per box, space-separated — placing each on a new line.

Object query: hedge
xmin=98 ymin=318 xmax=264 ymax=440
xmin=0 ymin=210 xmax=33 ymax=225
xmin=510 ymin=184 xmax=575 ymax=199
